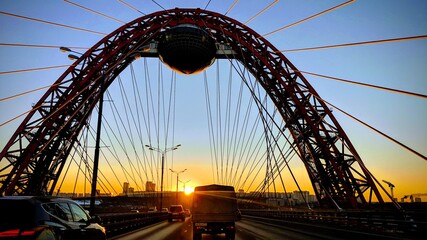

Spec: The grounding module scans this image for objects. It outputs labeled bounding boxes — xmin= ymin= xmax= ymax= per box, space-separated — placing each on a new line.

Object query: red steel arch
xmin=0 ymin=8 xmax=383 ymax=208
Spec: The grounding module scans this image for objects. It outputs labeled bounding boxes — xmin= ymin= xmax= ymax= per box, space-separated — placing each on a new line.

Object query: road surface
xmin=109 ymin=217 xmax=328 ymax=240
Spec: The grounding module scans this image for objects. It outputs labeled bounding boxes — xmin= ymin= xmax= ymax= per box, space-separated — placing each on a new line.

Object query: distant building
xmin=146 ymin=181 xmax=156 ymax=192
xmin=123 ymin=182 xmax=129 ymax=194
xmin=293 ymin=190 xmax=310 ymax=204
xmin=97 ymin=192 xmax=112 ymax=197
xmin=56 ymin=192 xmax=79 ymax=198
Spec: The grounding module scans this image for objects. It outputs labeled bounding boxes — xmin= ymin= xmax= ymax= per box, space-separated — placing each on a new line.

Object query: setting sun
xmin=184 ymin=186 xmax=194 ymax=195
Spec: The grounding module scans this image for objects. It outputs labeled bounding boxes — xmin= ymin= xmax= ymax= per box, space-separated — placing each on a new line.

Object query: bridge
xmin=104 ymin=212 xmax=426 ymax=240
xmin=0 ymin=1 xmax=426 ymax=239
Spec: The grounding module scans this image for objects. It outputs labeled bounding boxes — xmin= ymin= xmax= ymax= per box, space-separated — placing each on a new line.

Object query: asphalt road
xmin=109 ymin=217 xmax=325 ymax=240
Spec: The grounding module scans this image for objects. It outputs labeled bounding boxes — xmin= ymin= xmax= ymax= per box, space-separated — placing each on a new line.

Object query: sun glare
xmin=184 ymin=186 xmax=194 ymax=195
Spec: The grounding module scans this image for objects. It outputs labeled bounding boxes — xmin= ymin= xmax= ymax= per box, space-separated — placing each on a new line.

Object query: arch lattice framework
xmin=0 ymin=8 xmax=383 ymax=208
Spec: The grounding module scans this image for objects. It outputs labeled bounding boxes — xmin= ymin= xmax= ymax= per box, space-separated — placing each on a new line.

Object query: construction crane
xmin=382 ymin=180 xmax=395 ymax=199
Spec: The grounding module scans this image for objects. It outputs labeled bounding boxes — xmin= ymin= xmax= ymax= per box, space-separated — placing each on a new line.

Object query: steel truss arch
xmin=0 ymin=8 xmax=383 ymax=208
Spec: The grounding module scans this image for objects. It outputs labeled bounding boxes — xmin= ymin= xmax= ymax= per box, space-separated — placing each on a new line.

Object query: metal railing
xmin=99 ymin=211 xmax=167 ymax=237
xmin=241 ymin=209 xmax=426 ymax=239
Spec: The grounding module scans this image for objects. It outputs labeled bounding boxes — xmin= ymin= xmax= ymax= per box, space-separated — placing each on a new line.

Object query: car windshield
xmin=170 ymin=206 xmax=183 ymax=212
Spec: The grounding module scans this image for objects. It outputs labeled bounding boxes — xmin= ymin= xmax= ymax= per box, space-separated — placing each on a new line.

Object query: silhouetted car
xmin=148 ymin=206 xmax=158 ymax=212
xmin=0 ymin=196 xmax=106 ymax=240
xmin=168 ymin=205 xmax=185 ymax=222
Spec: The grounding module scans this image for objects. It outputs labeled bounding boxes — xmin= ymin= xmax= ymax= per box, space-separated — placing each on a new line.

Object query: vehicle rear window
xmin=0 ymin=200 xmax=35 ymax=230
xmin=170 ymin=206 xmax=183 ymax=212
xmin=193 ymin=190 xmax=237 ymax=214
xmin=69 ymin=203 xmax=88 ymax=222
xmin=43 ymin=202 xmax=73 ymax=221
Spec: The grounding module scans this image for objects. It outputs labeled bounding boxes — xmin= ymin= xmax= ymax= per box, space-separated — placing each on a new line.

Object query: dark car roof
xmin=0 ymin=195 xmax=76 ymax=204
xmin=0 ymin=196 xmax=46 ymax=230
xmin=0 ymin=196 xmax=80 ymax=230
xmin=194 ymin=184 xmax=235 ymax=192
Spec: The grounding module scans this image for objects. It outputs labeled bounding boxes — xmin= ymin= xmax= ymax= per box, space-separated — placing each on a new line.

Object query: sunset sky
xmin=0 ymin=0 xmax=426 ymax=202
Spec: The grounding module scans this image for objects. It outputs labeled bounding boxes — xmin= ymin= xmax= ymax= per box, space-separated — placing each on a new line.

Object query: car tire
xmin=193 ymin=232 xmax=201 ymax=240
xmin=226 ymin=233 xmax=235 ymax=240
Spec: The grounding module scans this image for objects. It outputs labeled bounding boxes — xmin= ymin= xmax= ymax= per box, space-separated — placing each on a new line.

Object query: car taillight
xmin=20 ymin=230 xmax=37 ymax=236
xmin=0 ymin=228 xmax=37 ymax=238
xmin=0 ymin=229 xmax=20 ymax=237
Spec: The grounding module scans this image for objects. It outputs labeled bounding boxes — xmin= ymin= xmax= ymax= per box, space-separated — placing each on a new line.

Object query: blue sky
xmin=0 ymin=0 xmax=426 ymax=200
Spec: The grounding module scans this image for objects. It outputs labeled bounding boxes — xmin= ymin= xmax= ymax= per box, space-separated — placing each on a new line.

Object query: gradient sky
xmin=0 ymin=0 xmax=426 ymax=201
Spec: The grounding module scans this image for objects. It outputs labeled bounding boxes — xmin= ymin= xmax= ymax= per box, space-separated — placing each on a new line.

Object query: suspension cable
xmin=131 ymin=61 xmax=153 ymax=181
xmin=262 ymin=0 xmax=355 ymax=37
xmin=64 ymin=0 xmax=126 ymax=24
xmin=204 ymin=70 xmax=220 ymax=183
xmin=0 ymin=79 xmax=73 ymax=103
xmin=280 ymin=35 xmax=427 ymax=52
xmin=0 ymin=43 xmax=88 ymax=50
xmin=100 ymin=93 xmax=145 ymax=191
xmin=224 ymin=0 xmax=240 ymax=15
xmin=151 ymin=0 xmax=167 ymax=11
xmin=244 ymin=0 xmax=279 ymax=25
xmin=204 ymin=0 xmax=212 ymax=10
xmin=314 ymin=95 xmax=427 ymax=161
xmin=0 ymin=65 xmax=70 ymax=75
xmin=0 ymin=11 xmax=106 ymax=35
xmin=117 ymin=0 xmax=146 ymax=15
xmin=301 ymin=70 xmax=427 ymax=99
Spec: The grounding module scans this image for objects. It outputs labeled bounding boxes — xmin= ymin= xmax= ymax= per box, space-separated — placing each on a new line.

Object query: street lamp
xmin=60 ymin=46 xmax=101 ymax=215
xmin=170 ymin=168 xmax=187 ymax=203
xmin=145 ymin=144 xmax=181 ymax=210
xmin=59 ymin=46 xmax=82 ymax=60
xmin=179 ymin=179 xmax=191 ymax=192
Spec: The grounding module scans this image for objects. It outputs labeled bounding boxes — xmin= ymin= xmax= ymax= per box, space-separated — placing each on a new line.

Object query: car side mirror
xmin=88 ymin=215 xmax=102 ymax=224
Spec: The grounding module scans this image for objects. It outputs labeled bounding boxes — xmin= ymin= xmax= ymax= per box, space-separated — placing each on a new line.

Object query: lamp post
xmin=89 ymin=79 xmax=104 ymax=215
xmin=145 ymin=144 xmax=181 ymax=210
xmin=61 ymin=46 xmax=101 ymax=215
xmin=170 ymin=168 xmax=187 ymax=203
xmin=59 ymin=46 xmax=83 ymax=61
xmin=179 ymin=179 xmax=191 ymax=192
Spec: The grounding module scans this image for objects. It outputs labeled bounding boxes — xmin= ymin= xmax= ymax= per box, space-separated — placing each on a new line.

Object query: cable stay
xmin=0 ymin=11 xmax=107 ymax=35
xmin=280 ymin=35 xmax=427 ymax=52
xmin=0 ymin=65 xmax=70 ymax=75
xmin=64 ymin=0 xmax=126 ymax=24
xmin=262 ymin=0 xmax=355 ymax=37
xmin=243 ymin=0 xmax=279 ymax=25
xmin=301 ymin=70 xmax=427 ymax=99
xmin=0 ymin=43 xmax=88 ymax=50
xmin=314 ymin=95 xmax=427 ymax=161
xmin=117 ymin=0 xmax=146 ymax=15
xmin=224 ymin=0 xmax=240 ymax=15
